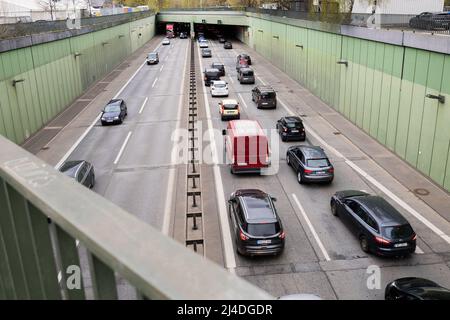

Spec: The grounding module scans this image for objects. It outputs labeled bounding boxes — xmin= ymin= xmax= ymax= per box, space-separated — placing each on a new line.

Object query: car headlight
xmin=114 ymin=116 xmax=119 ymax=120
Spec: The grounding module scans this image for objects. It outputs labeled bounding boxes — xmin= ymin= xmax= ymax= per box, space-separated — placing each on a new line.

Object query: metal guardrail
xmin=159 ymin=7 xmax=246 ymax=12
xmin=0 ymin=11 xmax=154 ymax=40
xmin=0 ymin=135 xmax=273 ymax=300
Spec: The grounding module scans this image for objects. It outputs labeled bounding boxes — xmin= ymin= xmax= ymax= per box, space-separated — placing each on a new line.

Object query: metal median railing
xmin=0 ymin=135 xmax=272 ymax=300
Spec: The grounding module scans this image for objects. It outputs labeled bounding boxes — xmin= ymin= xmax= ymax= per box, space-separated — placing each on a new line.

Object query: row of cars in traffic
xmin=200 ymin=38 xmax=420 ymax=262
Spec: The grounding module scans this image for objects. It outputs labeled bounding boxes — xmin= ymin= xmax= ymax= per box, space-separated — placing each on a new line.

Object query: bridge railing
xmin=0 ymin=135 xmax=272 ymax=300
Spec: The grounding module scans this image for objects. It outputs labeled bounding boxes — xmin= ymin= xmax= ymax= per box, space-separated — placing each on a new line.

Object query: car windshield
xmin=307 ymin=158 xmax=329 ymax=168
xmin=383 ymin=224 xmax=414 ymax=239
xmin=104 ymin=104 xmax=120 ymax=112
xmin=148 ymin=53 xmax=157 ymax=58
xmin=214 ymin=83 xmax=226 ymax=88
xmin=223 ymin=103 xmax=238 ymax=109
xmin=247 ymin=223 xmax=280 ymax=237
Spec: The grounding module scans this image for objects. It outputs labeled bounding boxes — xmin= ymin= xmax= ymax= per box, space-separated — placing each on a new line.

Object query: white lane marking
xmin=152 ymin=77 xmax=158 ymax=88
xmin=162 ymin=41 xmax=189 ymax=236
xmin=416 ymin=246 xmax=424 ymax=254
xmin=54 ymin=113 xmax=101 ymax=169
xmin=237 ymin=93 xmax=248 ymax=109
xmin=228 ymin=75 xmax=234 ymax=84
xmin=256 ymin=75 xmax=267 ymax=86
xmin=197 ymin=42 xmax=237 ymax=273
xmin=76 ymin=239 xmax=79 ymax=247
xmin=138 ymin=97 xmax=148 ymax=114
xmin=292 ymin=194 xmax=331 ymax=261
xmin=57 ymin=271 xmax=62 ymax=283
xmin=113 ymin=131 xmax=132 ymax=165
xmin=276 ymin=97 xmax=450 ymax=246
xmin=55 ymin=40 xmax=162 ymax=169
xmin=159 ymin=64 xmax=164 ymax=72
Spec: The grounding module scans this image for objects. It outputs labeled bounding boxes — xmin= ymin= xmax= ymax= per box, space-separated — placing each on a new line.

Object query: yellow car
xmin=219 ymin=99 xmax=240 ymax=121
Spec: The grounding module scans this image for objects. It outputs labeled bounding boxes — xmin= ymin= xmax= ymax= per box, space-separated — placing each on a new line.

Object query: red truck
xmin=223 ymin=120 xmax=270 ymax=174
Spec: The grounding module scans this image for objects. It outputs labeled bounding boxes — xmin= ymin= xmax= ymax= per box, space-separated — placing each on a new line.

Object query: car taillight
xmin=328 ymin=168 xmax=334 ymax=173
xmin=239 ymin=230 xmax=249 ymax=241
xmin=283 ymin=127 xmax=287 ymax=132
xmin=412 ymin=234 xmax=417 ymax=241
xmin=375 ymin=236 xmax=391 ymax=245
xmin=304 ymin=169 xmax=313 ymax=174
xmin=279 ymin=231 xmax=285 ymax=239
xmin=221 ymin=106 xmax=224 ymax=113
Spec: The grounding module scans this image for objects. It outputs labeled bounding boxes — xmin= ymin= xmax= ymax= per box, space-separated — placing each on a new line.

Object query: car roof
xmin=205 ymin=68 xmax=220 ymax=73
xmin=235 ymin=190 xmax=277 ymax=222
xmin=202 ymin=48 xmax=211 ymax=51
xmin=353 ymin=196 xmax=409 ymax=226
xmin=283 ymin=116 xmax=302 ymax=123
xmin=240 ymin=67 xmax=253 ymax=72
xmin=296 ymin=145 xmax=326 ymax=159
xmin=256 ymin=85 xmax=275 ymax=92
xmin=229 ymin=120 xmax=264 ymax=137
xmin=221 ymin=99 xmax=238 ymax=104
xmin=59 ymin=160 xmax=85 ymax=178
xmin=212 ymin=62 xmax=224 ymax=66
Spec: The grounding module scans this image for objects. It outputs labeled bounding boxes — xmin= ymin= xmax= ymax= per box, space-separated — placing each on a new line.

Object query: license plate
xmin=262 ymin=102 xmax=268 ymax=105
xmin=291 ymin=130 xmax=299 ymax=133
xmin=394 ymin=243 xmax=408 ymax=248
xmin=226 ymin=111 xmax=236 ymax=114
xmin=257 ymin=240 xmax=271 ymax=245
xmin=106 ymin=120 xmax=113 ymax=122
xmin=317 ymin=171 xmax=325 ymax=174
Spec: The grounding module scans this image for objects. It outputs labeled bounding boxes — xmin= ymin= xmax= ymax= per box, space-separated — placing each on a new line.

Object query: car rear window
xmin=383 ymin=224 xmax=414 ymax=239
xmin=307 ymin=158 xmax=330 ymax=168
xmin=261 ymin=92 xmax=275 ymax=99
xmin=223 ymin=103 xmax=238 ymax=109
xmin=286 ymin=122 xmax=302 ymax=128
xmin=242 ymin=70 xmax=254 ymax=76
xmin=247 ymin=222 xmax=280 ymax=237
xmin=214 ymin=83 xmax=226 ymax=88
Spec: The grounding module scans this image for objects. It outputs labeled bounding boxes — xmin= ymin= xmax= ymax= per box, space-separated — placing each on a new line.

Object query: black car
xmin=237 ymin=53 xmax=252 ymax=65
xmin=204 ymin=68 xmax=221 ymax=86
xmin=219 ymin=37 xmax=226 ymax=43
xmin=59 ymin=160 xmax=95 ymax=188
xmin=251 ymin=85 xmax=277 ymax=109
xmin=224 ymin=41 xmax=233 ymax=49
xmin=286 ymin=145 xmax=333 ymax=184
xmin=237 ymin=67 xmax=255 ymax=84
xmin=385 ymin=277 xmax=450 ymax=300
xmin=276 ymin=116 xmax=306 ymax=141
xmin=101 ymin=99 xmax=127 ymax=125
xmin=330 ymin=190 xmax=417 ymax=256
xmin=211 ymin=62 xmax=225 ymax=76
xmin=146 ymin=52 xmax=159 ymax=65
xmin=409 ymin=12 xmax=450 ymax=30
xmin=228 ymin=189 xmax=285 ymax=256
xmin=179 ymin=32 xmax=188 ymax=39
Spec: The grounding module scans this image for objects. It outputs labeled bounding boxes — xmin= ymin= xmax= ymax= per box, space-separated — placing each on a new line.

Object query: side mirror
xmin=222 ymin=129 xmax=227 ymax=136
xmin=271 ymin=197 xmax=277 ymax=202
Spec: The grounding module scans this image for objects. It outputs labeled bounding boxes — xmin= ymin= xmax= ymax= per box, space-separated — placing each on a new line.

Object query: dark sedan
xmin=330 ymin=190 xmax=417 ymax=256
xmin=409 ymin=11 xmax=450 ymax=30
xmin=101 ymin=99 xmax=127 ymax=125
xmin=286 ymin=145 xmax=333 ymax=184
xmin=224 ymin=41 xmax=233 ymax=49
xmin=276 ymin=116 xmax=305 ymax=141
xmin=59 ymin=160 xmax=95 ymax=189
xmin=385 ymin=277 xmax=450 ymax=300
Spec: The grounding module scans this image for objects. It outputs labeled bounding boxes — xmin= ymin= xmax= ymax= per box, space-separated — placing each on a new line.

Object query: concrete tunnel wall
xmin=0 ymin=14 xmax=156 ymax=145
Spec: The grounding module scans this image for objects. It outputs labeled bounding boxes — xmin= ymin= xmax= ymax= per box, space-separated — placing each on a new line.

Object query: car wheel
xmin=330 ymin=200 xmax=338 ymax=216
xmin=286 ymin=154 xmax=291 ymax=166
xmin=230 ymin=167 xmax=235 ymax=174
xmin=297 ymin=171 xmax=304 ymax=184
xmin=281 ymin=136 xmax=286 ymax=142
xmin=147 ymin=62 xmax=150 ymax=65
xmin=360 ymin=236 xmax=369 ymax=253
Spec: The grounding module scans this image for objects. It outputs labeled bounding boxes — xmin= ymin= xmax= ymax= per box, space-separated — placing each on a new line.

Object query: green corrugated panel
xmin=349 ymin=38 xmax=360 ymax=123
xmin=430 ymin=55 xmax=450 ymax=187
xmin=355 ymin=39 xmax=368 ymax=127
xmin=378 ymin=44 xmax=395 ymax=145
xmin=369 ymin=42 xmax=384 ymax=139
xmin=362 ymin=41 xmax=376 ymax=133
xmin=386 ymin=46 xmax=404 ymax=151
xmin=417 ymin=52 xmax=444 ymax=176
xmin=405 ymin=50 xmax=429 ymax=167
xmin=338 ymin=35 xmax=347 ymax=114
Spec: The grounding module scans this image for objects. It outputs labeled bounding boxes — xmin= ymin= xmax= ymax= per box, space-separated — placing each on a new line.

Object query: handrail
xmin=0 ymin=135 xmax=273 ymax=300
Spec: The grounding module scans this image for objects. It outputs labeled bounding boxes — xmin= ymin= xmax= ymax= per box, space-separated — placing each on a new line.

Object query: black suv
xmin=286 ymin=145 xmax=334 ymax=184
xmin=251 ymin=86 xmax=277 ymax=109
xmin=276 ymin=116 xmax=306 ymax=141
xmin=330 ymin=190 xmax=417 ymax=256
xmin=224 ymin=41 xmax=233 ymax=49
xmin=59 ymin=160 xmax=95 ymax=189
xmin=204 ymin=68 xmax=221 ymax=86
xmin=211 ymin=62 xmax=225 ymax=76
xmin=228 ymin=189 xmax=285 ymax=256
